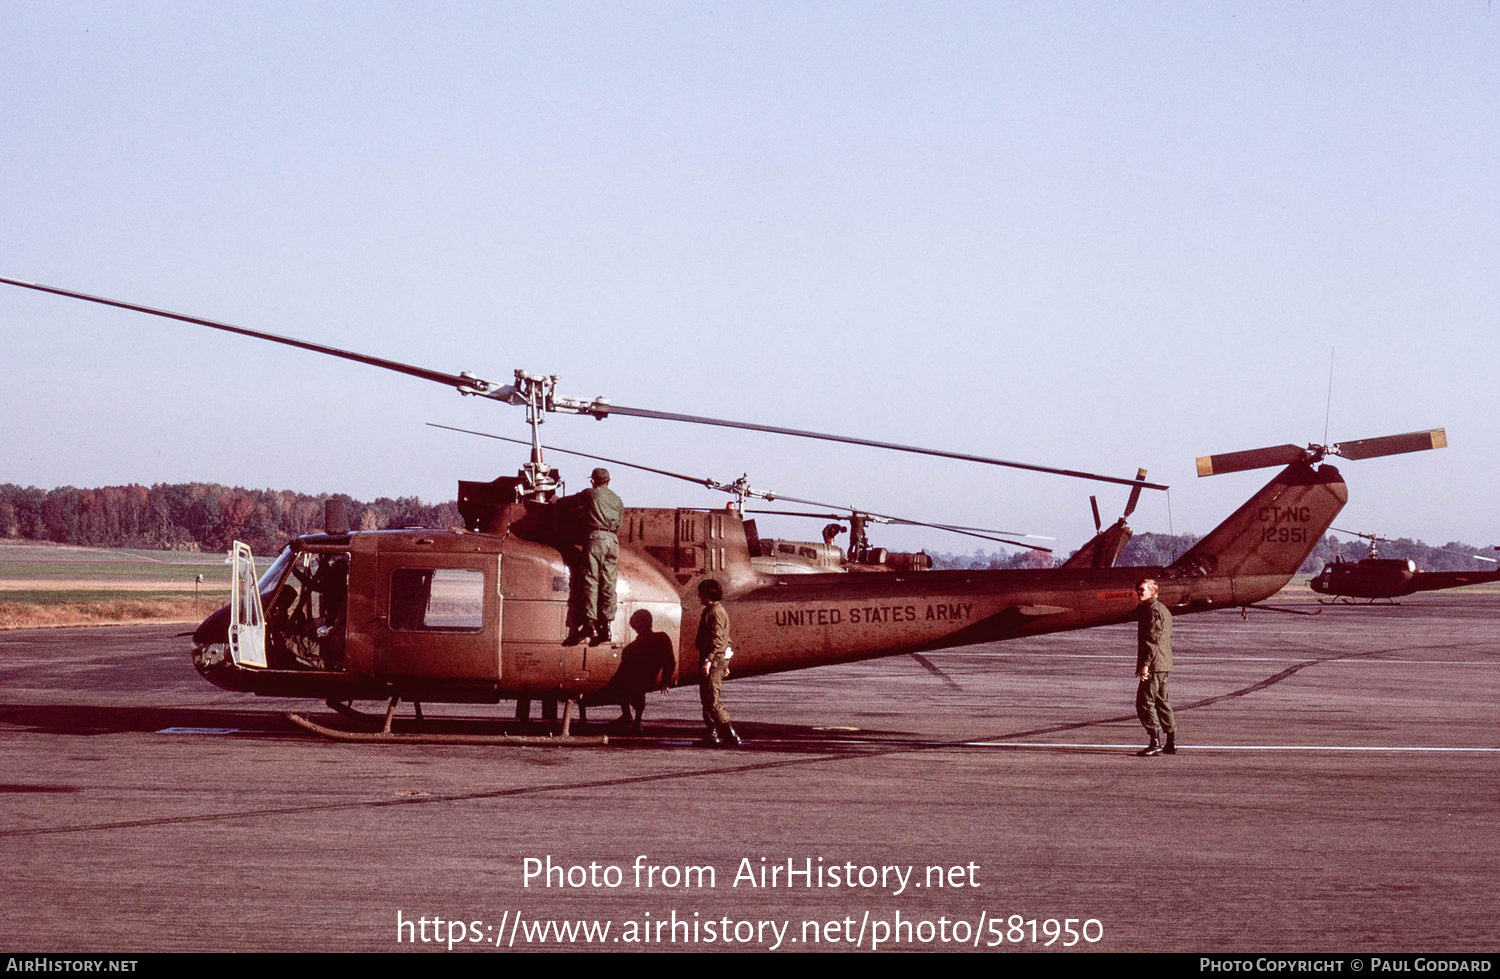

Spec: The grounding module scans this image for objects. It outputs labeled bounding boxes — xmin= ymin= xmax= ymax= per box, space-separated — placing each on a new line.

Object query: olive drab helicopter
xmin=0 ymin=276 xmax=1451 ymax=743
xmin=1307 ymin=527 xmax=1500 ymax=604
xmin=424 ymin=421 xmax=1062 ymax=575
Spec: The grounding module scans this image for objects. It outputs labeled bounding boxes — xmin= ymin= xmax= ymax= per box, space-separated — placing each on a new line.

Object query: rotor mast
xmin=508 ymin=371 xmax=562 ymax=500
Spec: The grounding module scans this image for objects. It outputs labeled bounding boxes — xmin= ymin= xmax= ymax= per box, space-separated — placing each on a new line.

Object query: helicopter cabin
xmin=193 ymin=491 xmax=741 ymax=704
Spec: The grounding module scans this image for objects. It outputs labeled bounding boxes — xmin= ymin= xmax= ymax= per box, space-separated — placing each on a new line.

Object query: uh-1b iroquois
xmin=1306 ymin=526 xmax=1500 ymax=604
xmin=1 ymin=276 xmax=1451 ymax=743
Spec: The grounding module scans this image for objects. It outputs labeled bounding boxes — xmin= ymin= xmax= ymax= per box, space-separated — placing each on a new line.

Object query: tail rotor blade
xmin=1123 ymin=468 xmax=1147 ymax=519
xmin=1196 ymin=445 xmax=1306 ymax=477
xmin=1333 ymin=429 xmax=1447 ymax=461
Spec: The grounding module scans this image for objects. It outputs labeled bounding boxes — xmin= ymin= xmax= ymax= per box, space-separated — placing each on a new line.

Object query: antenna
xmin=1323 ymin=348 xmax=1335 ymax=448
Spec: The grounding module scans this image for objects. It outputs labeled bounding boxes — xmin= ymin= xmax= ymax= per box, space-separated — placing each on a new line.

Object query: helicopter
xmin=422 ymin=421 xmax=1061 ymax=575
xmin=1307 ymin=528 xmax=1500 ymax=604
xmin=0 ymin=276 xmax=1450 ymax=741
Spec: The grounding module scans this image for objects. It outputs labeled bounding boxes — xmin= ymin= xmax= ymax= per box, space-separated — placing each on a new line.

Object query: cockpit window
xmin=390 ymin=568 xmax=485 ymax=632
xmin=257 ymin=545 xmax=294 ymax=600
xmin=264 ymin=548 xmax=350 ymax=672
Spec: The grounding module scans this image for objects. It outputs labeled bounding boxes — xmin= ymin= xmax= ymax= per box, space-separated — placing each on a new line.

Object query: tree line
xmin=0 ymin=482 xmax=461 ymax=554
xmin=7 ymin=482 xmax=1492 ymax=573
xmin=933 ymin=532 xmax=1497 ymax=574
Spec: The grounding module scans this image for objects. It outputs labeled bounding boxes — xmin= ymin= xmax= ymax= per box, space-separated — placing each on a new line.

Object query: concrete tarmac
xmin=1 ymin=596 xmax=1496 ymax=953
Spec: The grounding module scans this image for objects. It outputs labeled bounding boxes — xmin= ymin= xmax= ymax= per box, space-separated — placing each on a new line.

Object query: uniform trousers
xmin=1136 ymin=671 xmax=1174 ymax=740
xmin=699 ymin=654 xmax=730 ymax=727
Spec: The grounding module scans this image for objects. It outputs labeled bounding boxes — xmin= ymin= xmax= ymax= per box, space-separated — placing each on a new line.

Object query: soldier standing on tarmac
xmin=1134 ymin=577 xmax=1176 ymax=757
xmin=695 ymin=578 xmax=740 ymax=748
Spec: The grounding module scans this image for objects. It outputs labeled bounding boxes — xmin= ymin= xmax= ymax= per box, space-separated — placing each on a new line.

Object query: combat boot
xmin=695 ymin=726 xmax=722 ymax=748
xmin=1137 ymin=737 xmax=1162 ymax=757
xmin=1163 ymin=733 xmax=1177 ymax=755
xmin=562 ymin=624 xmax=591 ymax=647
xmin=718 ymin=724 xmax=742 ymax=747
xmin=589 ymin=622 xmax=611 ymax=646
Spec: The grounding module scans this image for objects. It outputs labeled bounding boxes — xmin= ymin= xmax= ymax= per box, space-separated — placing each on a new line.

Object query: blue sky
xmin=3 ymin=2 xmax=1497 ymax=554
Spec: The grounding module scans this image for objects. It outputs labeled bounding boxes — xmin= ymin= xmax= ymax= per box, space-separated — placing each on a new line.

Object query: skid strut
xmin=291 ymin=695 xmax=605 ymax=745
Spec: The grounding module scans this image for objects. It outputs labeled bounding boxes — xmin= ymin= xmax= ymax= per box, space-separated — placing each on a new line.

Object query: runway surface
xmin=1 ymin=596 xmax=1496 ymax=952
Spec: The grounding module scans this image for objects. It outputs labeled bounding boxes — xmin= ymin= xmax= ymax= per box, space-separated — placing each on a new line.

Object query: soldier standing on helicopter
xmin=561 ymin=468 xmax=623 ymax=646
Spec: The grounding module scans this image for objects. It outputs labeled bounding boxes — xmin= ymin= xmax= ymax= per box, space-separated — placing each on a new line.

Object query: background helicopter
xmin=0 ymin=277 xmax=1448 ymax=741
xmin=1308 ymin=527 xmax=1500 ymax=604
xmin=424 ymin=421 xmax=1059 ymax=575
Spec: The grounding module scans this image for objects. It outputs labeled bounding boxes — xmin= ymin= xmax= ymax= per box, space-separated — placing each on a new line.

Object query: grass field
xmin=0 ymin=542 xmax=230 ymax=581
xmin=0 ymin=540 xmax=233 ymax=628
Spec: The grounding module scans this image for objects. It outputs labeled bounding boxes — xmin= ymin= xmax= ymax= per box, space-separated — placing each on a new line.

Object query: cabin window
xmin=389 ymin=568 xmax=485 ymax=632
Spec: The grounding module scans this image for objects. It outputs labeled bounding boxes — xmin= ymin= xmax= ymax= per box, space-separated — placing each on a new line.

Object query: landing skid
xmin=324 ymin=698 xmax=404 ymax=724
xmin=1240 ymin=603 xmax=1323 ymax=618
xmin=286 ymin=712 xmax=608 ymax=746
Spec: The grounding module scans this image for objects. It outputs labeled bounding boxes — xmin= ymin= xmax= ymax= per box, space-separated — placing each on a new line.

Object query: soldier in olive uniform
xmin=1134 ymin=578 xmax=1176 ymax=756
xmin=561 ymin=468 xmax=623 ymax=646
xmin=695 ymin=578 xmax=740 ymax=747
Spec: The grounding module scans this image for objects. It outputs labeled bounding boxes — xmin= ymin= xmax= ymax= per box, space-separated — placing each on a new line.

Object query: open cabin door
xmin=228 ymin=540 xmax=267 ymax=668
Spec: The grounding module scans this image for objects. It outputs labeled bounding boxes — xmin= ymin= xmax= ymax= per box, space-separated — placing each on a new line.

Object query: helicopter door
xmin=228 ymin=540 xmax=268 ymax=668
xmin=373 ymin=555 xmax=500 ymax=682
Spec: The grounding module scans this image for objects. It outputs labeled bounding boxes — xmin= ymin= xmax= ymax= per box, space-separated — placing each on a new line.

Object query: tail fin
xmin=1172 ymin=462 xmax=1346 ymax=594
xmin=1062 ymin=519 xmax=1132 ymax=569
xmin=1062 ymin=468 xmax=1148 ymax=569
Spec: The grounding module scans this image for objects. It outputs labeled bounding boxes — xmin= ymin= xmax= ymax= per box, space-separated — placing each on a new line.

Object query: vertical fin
xmin=1061 ymin=520 xmax=1133 ymax=569
xmin=1063 ymin=468 xmax=1149 ymax=569
xmin=1172 ymin=463 xmax=1346 ymax=581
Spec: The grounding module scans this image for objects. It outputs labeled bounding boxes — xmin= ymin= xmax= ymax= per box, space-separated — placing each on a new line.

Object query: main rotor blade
xmin=432 ymin=423 xmax=1052 ymax=552
xmin=428 ymin=423 xmax=713 ymax=488
xmin=1196 ymin=445 xmax=1306 ymax=477
xmin=5 ymin=276 xmax=1164 ymax=491
xmin=1331 ymin=527 xmax=1391 ymax=542
xmin=911 ymin=522 xmax=1055 ymax=541
xmin=1 ymin=277 xmax=516 ymax=399
xmin=745 ymin=510 xmax=1055 ymax=542
xmin=1334 ymin=429 xmax=1446 ymax=461
xmin=750 ymin=507 xmax=1053 ymax=552
xmin=600 ymin=402 xmax=1166 ymax=490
